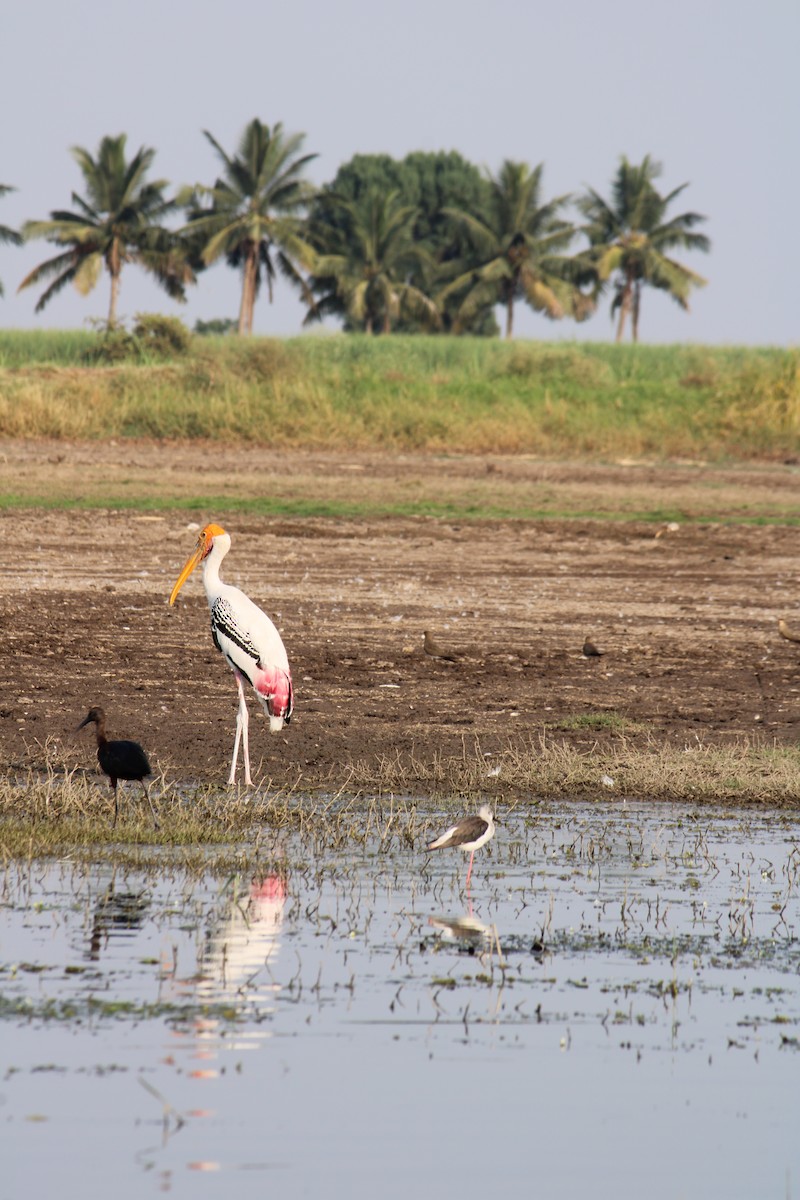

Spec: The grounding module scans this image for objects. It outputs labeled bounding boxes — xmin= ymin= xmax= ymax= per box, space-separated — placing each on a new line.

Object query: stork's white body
xmin=202 ymin=533 xmax=292 ymax=785
xmin=171 ymin=525 xmax=293 ymax=787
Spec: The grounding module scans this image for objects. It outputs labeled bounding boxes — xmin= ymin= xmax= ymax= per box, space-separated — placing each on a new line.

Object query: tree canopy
xmin=440 ymin=161 xmax=592 ymax=338
xmin=308 ymin=151 xmax=497 ymax=333
xmin=18 ymin=135 xmax=189 ymax=326
xmin=577 ymin=155 xmax=710 ymax=342
xmin=182 ymin=119 xmax=317 ymax=335
xmin=0 ymin=185 xmax=22 ymax=297
xmin=306 ymin=187 xmax=440 ymax=333
xmin=5 ymin=127 xmax=711 ymax=341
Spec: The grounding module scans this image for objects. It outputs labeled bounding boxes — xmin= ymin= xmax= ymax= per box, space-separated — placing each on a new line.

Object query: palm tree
xmin=306 ymin=189 xmax=440 ymax=333
xmin=440 ymin=161 xmax=588 ymax=338
xmin=577 ymin=156 xmax=710 ymax=342
xmin=182 ymin=119 xmax=317 ymax=335
xmin=0 ymin=184 xmax=22 ymax=296
xmin=19 ymin=135 xmax=190 ymax=325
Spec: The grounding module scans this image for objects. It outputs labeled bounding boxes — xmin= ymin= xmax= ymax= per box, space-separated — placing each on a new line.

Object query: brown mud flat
xmin=1 ymin=443 xmax=799 ymax=795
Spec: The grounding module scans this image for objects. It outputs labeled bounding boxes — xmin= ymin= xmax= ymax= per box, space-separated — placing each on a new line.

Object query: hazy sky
xmin=2 ymin=0 xmax=797 ymax=344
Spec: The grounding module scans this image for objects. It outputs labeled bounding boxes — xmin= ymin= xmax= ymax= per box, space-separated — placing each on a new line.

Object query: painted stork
xmin=76 ymin=705 xmax=158 ymax=828
xmin=427 ymin=805 xmax=495 ymax=887
xmin=169 ymin=523 xmax=293 ymax=786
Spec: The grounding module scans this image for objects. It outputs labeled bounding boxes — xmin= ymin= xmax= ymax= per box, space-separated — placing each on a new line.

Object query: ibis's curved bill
xmin=169 ymin=523 xmax=293 ymax=786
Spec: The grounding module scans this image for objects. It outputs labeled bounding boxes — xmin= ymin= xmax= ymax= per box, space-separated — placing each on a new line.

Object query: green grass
xmin=3 ymin=489 xmax=787 ymax=524
xmin=0 ymin=328 xmax=97 ymax=366
xmin=0 ymin=332 xmax=798 ymax=460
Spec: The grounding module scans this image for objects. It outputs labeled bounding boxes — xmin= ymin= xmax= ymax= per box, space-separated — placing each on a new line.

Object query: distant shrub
xmin=80 ymin=325 xmax=137 ymax=363
xmin=79 ymin=314 xmax=191 ymax=363
xmin=132 ymin=313 xmax=192 ymax=355
xmin=194 ymin=317 xmax=237 ymax=336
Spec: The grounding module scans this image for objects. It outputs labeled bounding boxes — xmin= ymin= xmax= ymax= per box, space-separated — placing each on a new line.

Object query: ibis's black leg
xmin=112 ymin=779 xmax=119 ymax=828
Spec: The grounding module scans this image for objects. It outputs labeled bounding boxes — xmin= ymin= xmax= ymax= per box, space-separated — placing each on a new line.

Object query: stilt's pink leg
xmin=465 ymin=850 xmax=475 ymax=888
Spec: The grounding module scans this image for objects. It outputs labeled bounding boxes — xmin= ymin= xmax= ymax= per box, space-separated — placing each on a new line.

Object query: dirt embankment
xmin=1 ymin=444 xmax=798 ymax=790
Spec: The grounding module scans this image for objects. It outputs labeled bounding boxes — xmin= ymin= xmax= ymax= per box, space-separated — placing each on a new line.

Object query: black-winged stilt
xmin=427 ymin=805 xmax=495 ymax=886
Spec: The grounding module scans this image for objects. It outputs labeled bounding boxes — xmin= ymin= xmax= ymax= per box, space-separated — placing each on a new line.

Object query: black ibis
xmin=169 ymin=523 xmax=293 ymax=786
xmin=427 ymin=805 xmax=496 ymax=887
xmin=76 ymin=705 xmax=158 ymax=828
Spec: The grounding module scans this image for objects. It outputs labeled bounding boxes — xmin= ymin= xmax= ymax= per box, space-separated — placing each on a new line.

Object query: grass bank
xmin=0 ymin=332 xmax=798 ymax=461
xmin=3 ymin=737 xmax=798 ymax=861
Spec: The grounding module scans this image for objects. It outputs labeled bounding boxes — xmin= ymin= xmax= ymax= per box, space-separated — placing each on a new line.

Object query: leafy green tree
xmin=182 ymin=119 xmax=317 ymax=334
xmin=19 ymin=136 xmax=190 ymax=325
xmin=308 ymin=151 xmax=496 ymax=334
xmin=0 ymin=185 xmax=22 ymax=296
xmin=441 ymin=161 xmax=587 ymax=338
xmin=306 ymin=188 xmax=440 ymax=333
xmin=577 ymin=155 xmax=710 ymax=342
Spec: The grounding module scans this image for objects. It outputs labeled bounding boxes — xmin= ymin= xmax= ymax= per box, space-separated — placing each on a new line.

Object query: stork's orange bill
xmin=169 ymin=524 xmax=226 ymax=605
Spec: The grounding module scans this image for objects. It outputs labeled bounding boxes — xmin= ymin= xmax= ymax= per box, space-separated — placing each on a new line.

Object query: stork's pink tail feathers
xmin=254 ymin=666 xmax=294 ymax=730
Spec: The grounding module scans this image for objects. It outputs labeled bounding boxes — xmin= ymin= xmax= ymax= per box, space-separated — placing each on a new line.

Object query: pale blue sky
xmin=2 ymin=0 xmax=797 ymax=344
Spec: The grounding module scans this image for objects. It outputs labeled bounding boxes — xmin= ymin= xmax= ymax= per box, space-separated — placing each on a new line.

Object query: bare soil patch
xmin=1 ymin=442 xmax=798 ymax=794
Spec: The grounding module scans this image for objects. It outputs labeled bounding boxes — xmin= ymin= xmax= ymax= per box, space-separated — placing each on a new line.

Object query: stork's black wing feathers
xmin=211 ymin=597 xmax=261 ymax=664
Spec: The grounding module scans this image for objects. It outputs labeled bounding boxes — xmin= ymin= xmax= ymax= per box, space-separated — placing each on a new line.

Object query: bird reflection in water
xmin=88 ymin=885 xmax=150 ymax=961
xmin=163 ymin=873 xmax=287 ymax=1076
xmin=427 ymin=909 xmax=507 ymax=979
xmin=427 ymin=912 xmax=493 ymax=951
xmin=199 ymin=874 xmax=286 ymax=999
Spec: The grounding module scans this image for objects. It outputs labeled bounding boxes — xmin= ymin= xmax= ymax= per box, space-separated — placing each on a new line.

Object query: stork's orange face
xmin=169 ymin=523 xmax=226 ymax=606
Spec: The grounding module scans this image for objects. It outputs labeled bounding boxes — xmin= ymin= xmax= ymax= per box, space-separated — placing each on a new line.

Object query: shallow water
xmin=2 ymin=802 xmax=800 ymax=1199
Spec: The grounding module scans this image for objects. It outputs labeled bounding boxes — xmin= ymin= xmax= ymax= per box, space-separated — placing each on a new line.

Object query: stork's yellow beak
xmin=169 ymin=541 xmax=204 ymax=606
xmin=169 ymin=524 xmax=227 ymax=606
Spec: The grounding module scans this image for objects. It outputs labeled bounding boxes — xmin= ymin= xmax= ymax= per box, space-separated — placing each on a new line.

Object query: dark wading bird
xmin=169 ymin=523 xmax=293 ymax=786
xmin=423 ymin=630 xmax=460 ymax=662
xmin=427 ymin=805 xmax=496 ymax=887
xmin=582 ymin=638 xmax=604 ymax=658
xmin=76 ymin=706 xmax=158 ymax=828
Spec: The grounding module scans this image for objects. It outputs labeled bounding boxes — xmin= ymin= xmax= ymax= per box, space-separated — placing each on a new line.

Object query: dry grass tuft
xmin=2 ymin=734 xmax=798 ymax=865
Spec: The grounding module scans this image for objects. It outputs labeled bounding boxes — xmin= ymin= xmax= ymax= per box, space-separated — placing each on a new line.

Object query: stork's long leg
xmin=141 ymin=781 xmax=160 ymax=830
xmin=229 ymin=669 xmax=252 ymax=786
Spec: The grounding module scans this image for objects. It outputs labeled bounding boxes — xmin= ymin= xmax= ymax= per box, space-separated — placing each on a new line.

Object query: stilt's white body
xmin=170 ymin=526 xmax=293 ymax=787
xmin=427 ymin=804 xmax=495 ymax=886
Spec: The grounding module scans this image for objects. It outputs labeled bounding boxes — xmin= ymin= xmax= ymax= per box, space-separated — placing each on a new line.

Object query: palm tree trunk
xmin=632 ymin=281 xmax=641 ymax=344
xmin=108 ymin=267 xmax=121 ymax=329
xmin=238 ymin=244 xmax=258 ymax=335
xmin=615 ymin=275 xmax=633 ymax=342
xmin=506 ymin=292 xmax=514 ymax=339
